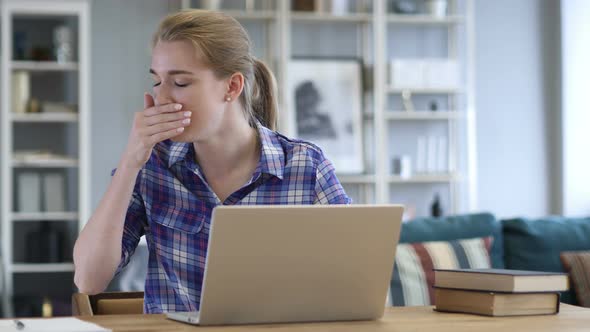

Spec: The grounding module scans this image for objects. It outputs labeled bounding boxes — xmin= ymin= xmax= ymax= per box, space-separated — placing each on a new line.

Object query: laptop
xmin=166 ymin=204 xmax=403 ymax=326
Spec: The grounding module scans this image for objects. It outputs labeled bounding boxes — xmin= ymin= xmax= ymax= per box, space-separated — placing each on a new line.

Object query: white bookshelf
xmin=181 ymin=0 xmax=476 ymax=211
xmin=1 ymin=0 xmax=91 ymax=317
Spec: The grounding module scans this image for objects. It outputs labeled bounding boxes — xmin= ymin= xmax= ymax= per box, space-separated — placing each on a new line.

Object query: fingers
xmin=144 ymin=102 xmax=183 ymax=117
xmin=144 ymin=118 xmax=191 ymax=136
xmin=147 ymin=127 xmax=185 ymax=146
xmin=143 ymin=92 xmax=155 ymax=109
xmin=143 ymin=110 xmax=191 ymax=127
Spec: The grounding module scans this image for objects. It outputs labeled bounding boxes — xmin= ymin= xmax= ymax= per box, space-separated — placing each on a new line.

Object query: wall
xmin=474 ymin=0 xmax=559 ymax=218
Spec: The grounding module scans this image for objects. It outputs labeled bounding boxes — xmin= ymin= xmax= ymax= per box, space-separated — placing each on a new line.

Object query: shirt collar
xmin=166 ymin=122 xmax=284 ymax=180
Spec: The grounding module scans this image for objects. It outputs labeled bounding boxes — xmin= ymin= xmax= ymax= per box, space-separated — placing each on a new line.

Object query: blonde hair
xmin=152 ymin=9 xmax=278 ymax=130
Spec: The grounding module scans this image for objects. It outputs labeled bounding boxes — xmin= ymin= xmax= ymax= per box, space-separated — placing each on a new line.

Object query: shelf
xmin=291 ymin=12 xmax=372 ymax=23
xmin=387 ymin=87 xmax=463 ymax=94
xmin=11 ymin=112 xmax=78 ymax=123
xmin=387 ymin=14 xmax=464 ymax=25
xmin=224 ymin=10 xmax=276 ymax=20
xmin=11 ymin=61 xmax=79 ymax=71
xmin=388 ymin=174 xmax=456 ymax=183
xmin=12 ymin=158 xmax=79 ymax=168
xmin=384 ymin=111 xmax=461 ymax=120
xmin=11 ymin=263 xmax=75 ymax=273
xmin=337 ymin=174 xmax=376 ymax=184
xmin=11 ymin=212 xmax=78 ymax=221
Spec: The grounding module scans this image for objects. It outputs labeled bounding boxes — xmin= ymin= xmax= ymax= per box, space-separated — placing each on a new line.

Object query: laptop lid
xmin=198 ymin=204 xmax=403 ymax=326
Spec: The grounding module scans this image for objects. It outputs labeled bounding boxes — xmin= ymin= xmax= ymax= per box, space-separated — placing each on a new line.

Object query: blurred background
xmin=0 ymin=0 xmax=587 ymax=318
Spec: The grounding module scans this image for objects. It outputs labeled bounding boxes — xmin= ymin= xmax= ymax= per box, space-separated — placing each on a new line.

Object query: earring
xmin=225 ymin=96 xmax=231 ymax=102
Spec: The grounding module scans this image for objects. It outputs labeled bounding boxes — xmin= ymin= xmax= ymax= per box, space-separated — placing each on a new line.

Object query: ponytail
xmin=250 ymin=59 xmax=278 ymax=131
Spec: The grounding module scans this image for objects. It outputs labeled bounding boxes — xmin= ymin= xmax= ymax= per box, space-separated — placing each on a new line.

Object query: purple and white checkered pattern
xmin=114 ymin=123 xmax=351 ymax=313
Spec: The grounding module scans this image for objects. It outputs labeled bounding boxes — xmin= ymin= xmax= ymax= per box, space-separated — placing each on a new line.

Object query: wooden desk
xmin=79 ymin=304 xmax=590 ymax=332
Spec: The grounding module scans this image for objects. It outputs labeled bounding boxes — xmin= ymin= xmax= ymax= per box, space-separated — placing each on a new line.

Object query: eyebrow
xmin=149 ymin=68 xmax=194 ymax=76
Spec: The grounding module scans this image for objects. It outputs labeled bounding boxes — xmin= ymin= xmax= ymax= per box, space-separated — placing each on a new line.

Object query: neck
xmin=193 ymin=108 xmax=259 ymax=180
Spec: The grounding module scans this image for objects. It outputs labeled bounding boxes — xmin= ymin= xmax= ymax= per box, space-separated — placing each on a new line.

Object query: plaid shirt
xmin=115 ymin=123 xmax=351 ymax=313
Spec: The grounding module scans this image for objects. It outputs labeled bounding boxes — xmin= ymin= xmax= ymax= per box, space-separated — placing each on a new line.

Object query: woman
xmin=73 ymin=9 xmax=350 ymax=313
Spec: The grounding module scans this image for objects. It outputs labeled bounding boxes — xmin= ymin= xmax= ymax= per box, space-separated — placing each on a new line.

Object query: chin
xmin=170 ymin=128 xmax=201 ymax=143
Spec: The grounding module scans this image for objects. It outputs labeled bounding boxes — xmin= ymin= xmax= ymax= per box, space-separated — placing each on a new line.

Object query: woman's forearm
xmin=73 ymin=161 xmax=141 ymax=294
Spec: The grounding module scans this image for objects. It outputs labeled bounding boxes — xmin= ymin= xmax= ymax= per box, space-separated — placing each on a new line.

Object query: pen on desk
xmin=13 ymin=319 xmax=25 ymax=330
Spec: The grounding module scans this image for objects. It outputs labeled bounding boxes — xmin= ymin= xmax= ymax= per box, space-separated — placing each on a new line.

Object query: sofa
xmin=390 ymin=213 xmax=590 ymax=307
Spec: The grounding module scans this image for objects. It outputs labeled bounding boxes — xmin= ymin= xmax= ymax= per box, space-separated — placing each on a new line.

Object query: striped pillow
xmin=390 ymin=236 xmax=492 ymax=306
xmin=560 ymin=251 xmax=590 ymax=307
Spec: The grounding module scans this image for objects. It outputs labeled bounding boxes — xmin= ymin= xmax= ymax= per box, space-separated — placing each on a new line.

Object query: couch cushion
xmin=390 ymin=236 xmax=492 ymax=306
xmin=502 ymin=216 xmax=590 ymax=304
xmin=400 ymin=213 xmax=504 ymax=268
xmin=561 ymin=251 xmax=590 ymax=308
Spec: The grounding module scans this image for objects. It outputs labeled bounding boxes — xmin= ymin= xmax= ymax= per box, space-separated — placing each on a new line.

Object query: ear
xmin=225 ymin=72 xmax=244 ymax=102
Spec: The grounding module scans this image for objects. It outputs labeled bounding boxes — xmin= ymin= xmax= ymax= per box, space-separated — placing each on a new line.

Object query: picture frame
xmin=288 ymin=58 xmax=364 ymax=174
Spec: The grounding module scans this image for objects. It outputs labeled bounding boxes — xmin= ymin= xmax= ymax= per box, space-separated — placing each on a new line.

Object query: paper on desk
xmin=0 ymin=317 xmax=111 ymax=331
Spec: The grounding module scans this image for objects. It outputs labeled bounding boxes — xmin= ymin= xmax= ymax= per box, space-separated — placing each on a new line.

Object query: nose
xmin=154 ymin=84 xmax=174 ymax=106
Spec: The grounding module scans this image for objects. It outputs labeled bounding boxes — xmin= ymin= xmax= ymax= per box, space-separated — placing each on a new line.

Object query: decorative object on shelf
xmin=245 ymin=0 xmax=255 ymax=11
xmin=42 ymin=102 xmax=77 ymax=113
xmin=31 ymin=46 xmax=52 ymax=61
xmin=391 ymin=155 xmax=412 ymax=179
xmin=401 ymin=90 xmax=415 ymax=112
xmin=423 ymin=59 xmax=459 ymax=89
xmin=200 ymin=0 xmax=222 ymax=10
xmin=390 ymin=59 xmax=459 ymax=89
xmin=392 ymin=0 xmax=418 ymax=14
xmin=416 ymin=135 xmax=448 ymax=174
xmin=27 ymin=98 xmax=41 ymax=113
xmin=429 ymin=100 xmax=438 ymax=111
xmin=427 ymin=135 xmax=437 ymax=173
xmin=288 ymin=58 xmax=364 ymax=174
xmin=426 ymin=0 xmax=447 ymax=17
xmin=25 ymin=221 xmax=63 ymax=263
xmin=390 ymin=59 xmax=424 ymax=89
xmin=292 ymin=0 xmax=315 ymax=11
xmin=43 ymin=173 xmax=66 ymax=212
xmin=13 ymin=31 xmax=27 ymax=60
xmin=354 ymin=0 xmax=372 ymax=13
xmin=312 ymin=0 xmax=350 ymax=15
xmin=53 ymin=25 xmax=74 ymax=63
xmin=42 ymin=297 xmax=53 ymax=317
xmin=430 ymin=193 xmax=443 ymax=217
xmin=17 ymin=172 xmax=42 ymax=213
xmin=11 ymin=71 xmax=30 ymax=114
xmin=437 ymin=136 xmax=448 ymax=172
xmin=416 ymin=136 xmax=427 ymax=173
xmin=330 ymin=0 xmax=349 ymax=15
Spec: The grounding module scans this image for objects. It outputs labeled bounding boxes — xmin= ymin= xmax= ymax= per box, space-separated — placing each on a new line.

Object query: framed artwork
xmin=288 ymin=58 xmax=364 ymax=174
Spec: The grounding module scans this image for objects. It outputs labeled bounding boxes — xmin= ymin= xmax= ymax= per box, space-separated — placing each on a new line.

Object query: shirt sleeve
xmin=111 ymin=168 xmax=147 ymax=276
xmin=313 ymin=157 xmax=353 ymax=204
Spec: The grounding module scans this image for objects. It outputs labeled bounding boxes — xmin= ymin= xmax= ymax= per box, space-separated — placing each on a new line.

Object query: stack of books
xmin=433 ymin=268 xmax=569 ymax=317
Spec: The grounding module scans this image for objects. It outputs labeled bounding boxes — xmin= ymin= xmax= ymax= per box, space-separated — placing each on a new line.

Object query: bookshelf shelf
xmin=11 ymin=212 xmax=78 ymax=221
xmin=11 ymin=60 xmax=79 ymax=71
xmin=11 ymin=112 xmax=79 ymax=122
xmin=11 ymin=263 xmax=75 ymax=273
